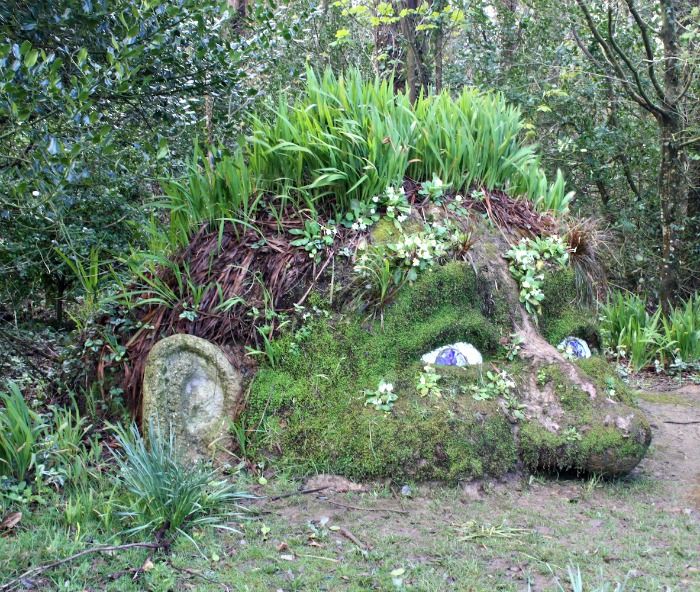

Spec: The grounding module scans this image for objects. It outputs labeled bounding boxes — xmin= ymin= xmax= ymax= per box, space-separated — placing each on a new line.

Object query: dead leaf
xmin=0 ymin=512 xmax=21 ymax=533
xmin=276 ymin=542 xmax=289 ymax=552
xmin=141 ymin=558 xmax=155 ymax=572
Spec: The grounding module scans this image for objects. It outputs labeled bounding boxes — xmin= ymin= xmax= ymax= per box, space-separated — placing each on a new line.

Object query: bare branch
xmin=623 ymin=0 xmax=666 ymax=101
xmin=606 ymin=7 xmax=666 ymax=117
xmin=573 ymin=0 xmax=659 ymax=115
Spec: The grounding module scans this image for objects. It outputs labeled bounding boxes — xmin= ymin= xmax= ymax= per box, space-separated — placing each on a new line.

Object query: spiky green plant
xmin=0 ymin=382 xmax=44 ymax=483
xmin=159 ymin=68 xmax=572 ymax=250
xmin=410 ymin=89 xmax=573 ymax=213
xmin=248 ymin=68 xmax=415 ymax=215
xmin=601 ymin=292 xmax=663 ymax=371
xmin=110 ymin=422 xmax=252 ymax=539
xmin=602 ymin=292 xmax=700 ymax=370
xmin=661 ymin=294 xmax=700 ymax=363
xmin=160 ymin=145 xmax=260 ymax=247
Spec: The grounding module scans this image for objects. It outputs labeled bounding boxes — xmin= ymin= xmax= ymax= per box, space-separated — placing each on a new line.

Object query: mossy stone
xmin=142 ymin=334 xmax=243 ymax=461
xmin=245 ymin=262 xmax=516 ymax=481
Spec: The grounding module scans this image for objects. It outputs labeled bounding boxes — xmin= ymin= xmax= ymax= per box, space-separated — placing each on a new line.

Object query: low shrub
xmin=110 ymin=422 xmax=251 ymax=539
xmin=601 ymin=292 xmax=700 ymax=370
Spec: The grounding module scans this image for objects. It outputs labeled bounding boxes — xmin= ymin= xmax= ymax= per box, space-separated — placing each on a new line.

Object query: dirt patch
xmin=635 ymin=383 xmax=700 ymax=511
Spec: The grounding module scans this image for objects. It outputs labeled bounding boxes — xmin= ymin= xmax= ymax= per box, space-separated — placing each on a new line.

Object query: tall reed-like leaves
xmin=248 ymin=68 xmax=415 ymax=214
xmin=111 ymin=422 xmax=251 ymax=538
xmin=602 ymin=292 xmax=700 ymax=370
xmin=661 ymin=295 xmax=700 ymax=363
xmin=159 ymin=68 xmax=573 ymax=251
xmin=160 ymin=145 xmax=259 ymax=247
xmin=410 ymin=89 xmax=573 ymax=213
xmin=0 ymin=382 xmax=44 ymax=482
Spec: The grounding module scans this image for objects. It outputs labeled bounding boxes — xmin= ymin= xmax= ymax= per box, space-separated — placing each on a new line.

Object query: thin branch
xmin=573 ymin=0 xmax=654 ymax=113
xmin=606 ymin=7 xmax=666 ymax=117
xmin=323 ymin=499 xmax=408 ymax=515
xmin=677 ymin=135 xmax=700 ymax=150
xmin=623 ymin=0 xmax=665 ymax=101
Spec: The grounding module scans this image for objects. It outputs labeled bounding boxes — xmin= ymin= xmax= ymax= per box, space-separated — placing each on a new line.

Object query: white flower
xmin=31 ymin=190 xmax=40 ymax=197
xmin=412 ymin=257 xmax=420 ymax=266
xmin=372 ymin=196 xmax=379 ymax=203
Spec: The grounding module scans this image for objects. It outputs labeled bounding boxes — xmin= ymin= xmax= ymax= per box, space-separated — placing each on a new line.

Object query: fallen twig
xmin=338 ymin=527 xmax=371 ymax=553
xmin=298 ymin=553 xmax=340 ymax=563
xmin=267 ymin=486 xmax=329 ymax=501
xmin=0 ymin=541 xmax=165 ymax=591
xmin=663 ymin=420 xmax=700 ymax=425
xmin=324 ymin=499 xmax=408 ymax=515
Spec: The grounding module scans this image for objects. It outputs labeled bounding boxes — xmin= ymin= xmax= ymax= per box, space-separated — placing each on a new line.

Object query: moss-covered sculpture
xmin=243 ymin=229 xmax=650 ymax=481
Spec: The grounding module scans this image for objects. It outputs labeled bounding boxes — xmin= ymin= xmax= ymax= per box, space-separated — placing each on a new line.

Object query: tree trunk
xmin=401 ymin=0 xmax=420 ymax=103
xmin=657 ymin=116 xmax=688 ymax=311
xmin=657 ymin=0 xmax=688 ymax=311
xmin=433 ymin=0 xmax=445 ymax=93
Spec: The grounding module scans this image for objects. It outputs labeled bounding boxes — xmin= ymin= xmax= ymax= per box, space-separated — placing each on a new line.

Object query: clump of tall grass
xmin=160 ymin=68 xmax=573 ymax=249
xmin=601 ymin=292 xmax=700 ymax=371
xmin=110 ymin=422 xmax=252 ymax=540
xmin=248 ymin=68 xmax=416 ymax=216
xmin=0 ymin=382 xmax=44 ymax=483
xmin=410 ymin=90 xmax=573 ymax=213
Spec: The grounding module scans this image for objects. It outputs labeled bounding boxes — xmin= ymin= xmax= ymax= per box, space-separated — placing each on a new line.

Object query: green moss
xmin=244 ymin=262 xmax=648 ymax=481
xmin=245 ymin=262 xmax=517 ymax=481
xmin=539 ymin=268 xmax=600 ymax=347
xmin=576 ymin=357 xmax=635 ymax=405
xmin=520 ymin=420 xmax=649 ymax=477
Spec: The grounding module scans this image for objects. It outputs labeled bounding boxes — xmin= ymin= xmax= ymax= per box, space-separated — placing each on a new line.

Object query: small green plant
xmin=503 ymin=394 xmax=526 ymax=421
xmin=0 ymin=382 xmax=44 ymax=484
xmin=289 ymin=219 xmax=337 ymax=263
xmin=349 ymin=220 xmax=470 ymax=318
xmin=363 ymin=380 xmax=397 ymax=412
xmin=469 ymin=369 xmax=515 ymax=401
xmin=416 ymin=365 xmax=442 ymax=398
xmin=563 ymin=426 xmax=582 ymax=442
xmin=504 ymin=235 xmax=569 ymax=315
xmin=375 ymin=185 xmax=411 ymax=224
xmin=40 ymin=403 xmax=95 ymax=489
xmin=504 ymin=333 xmax=524 ymax=361
xmin=536 ymin=368 xmax=549 ymax=386
xmin=418 ymin=174 xmax=448 ymax=203
xmin=110 ymin=422 xmax=252 ymax=539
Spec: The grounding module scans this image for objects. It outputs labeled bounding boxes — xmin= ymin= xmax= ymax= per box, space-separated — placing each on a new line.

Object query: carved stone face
xmin=142 ymin=334 xmax=243 ymax=462
xmin=179 ymin=363 xmax=225 ymax=438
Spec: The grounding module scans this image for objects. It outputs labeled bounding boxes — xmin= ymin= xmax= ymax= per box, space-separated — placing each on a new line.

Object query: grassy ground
xmin=1 ymin=386 xmax=698 ymax=591
xmin=0 ymin=474 xmax=697 ymax=591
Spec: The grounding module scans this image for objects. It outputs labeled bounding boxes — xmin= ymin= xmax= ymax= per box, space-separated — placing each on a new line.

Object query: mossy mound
xmin=244 ymin=257 xmax=651 ymax=481
xmin=517 ymin=361 xmax=649 ymax=476
xmin=246 ymin=262 xmax=516 ymax=481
